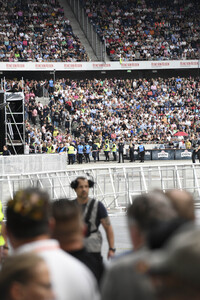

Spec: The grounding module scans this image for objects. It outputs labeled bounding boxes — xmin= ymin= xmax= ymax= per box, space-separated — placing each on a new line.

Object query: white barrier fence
xmin=1 ymin=163 xmax=200 ymax=212
xmin=0 ymin=154 xmax=67 ymax=175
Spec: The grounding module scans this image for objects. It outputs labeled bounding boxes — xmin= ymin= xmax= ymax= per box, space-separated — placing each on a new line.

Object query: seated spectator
xmin=0 ymin=0 xmax=88 ymax=62
xmin=81 ymin=0 xmax=199 ymax=61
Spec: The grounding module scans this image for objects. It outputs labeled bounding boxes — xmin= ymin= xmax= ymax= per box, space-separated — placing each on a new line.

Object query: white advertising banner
xmin=0 ymin=60 xmax=199 ymax=71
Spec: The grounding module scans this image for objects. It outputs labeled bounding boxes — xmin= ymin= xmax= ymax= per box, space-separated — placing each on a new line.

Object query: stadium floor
xmin=67 ymin=159 xmax=195 ymax=170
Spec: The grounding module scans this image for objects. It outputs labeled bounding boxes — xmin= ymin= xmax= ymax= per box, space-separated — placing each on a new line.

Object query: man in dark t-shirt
xmin=92 ymin=142 xmax=98 ymax=162
xmin=70 ymin=177 xmax=115 ymax=261
xmin=118 ymin=139 xmax=124 ymax=163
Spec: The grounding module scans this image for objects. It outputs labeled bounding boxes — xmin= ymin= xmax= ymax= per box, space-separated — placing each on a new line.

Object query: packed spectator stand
xmin=81 ymin=0 xmax=200 ymax=61
xmin=5 ymin=76 xmax=199 ymax=155
xmin=0 ymin=0 xmax=88 ymax=62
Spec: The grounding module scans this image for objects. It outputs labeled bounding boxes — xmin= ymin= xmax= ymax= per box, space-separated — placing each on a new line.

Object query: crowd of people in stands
xmin=21 ymin=76 xmax=200 ymax=150
xmin=3 ymin=75 xmax=200 ymax=156
xmin=0 ymin=0 xmax=199 ymax=63
xmin=0 ymin=0 xmax=88 ymax=62
xmin=82 ymin=0 xmax=200 ymax=61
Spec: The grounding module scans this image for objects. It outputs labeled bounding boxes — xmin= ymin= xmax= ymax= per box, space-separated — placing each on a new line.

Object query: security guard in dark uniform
xmin=118 ymin=139 xmax=124 ymax=163
xmin=77 ymin=142 xmax=84 ymax=164
xmin=138 ymin=142 xmax=145 ymax=162
xmin=192 ymin=144 xmax=199 ymax=163
xmin=84 ymin=143 xmax=91 ymax=163
xmin=94 ymin=140 xmax=101 ymax=161
xmin=129 ymin=140 xmax=135 ymax=162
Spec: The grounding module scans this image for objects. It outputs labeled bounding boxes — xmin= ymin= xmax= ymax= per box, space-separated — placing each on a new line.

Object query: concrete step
xmin=59 ymin=0 xmax=98 ymax=61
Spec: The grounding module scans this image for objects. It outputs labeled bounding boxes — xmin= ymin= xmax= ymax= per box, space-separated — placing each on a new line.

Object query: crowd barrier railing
xmin=1 ymin=163 xmax=200 ymax=211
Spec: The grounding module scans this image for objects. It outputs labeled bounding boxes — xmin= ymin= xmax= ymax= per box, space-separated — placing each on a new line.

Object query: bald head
xmin=128 ymin=190 xmax=177 ymax=232
xmin=166 ymin=190 xmax=195 ymax=221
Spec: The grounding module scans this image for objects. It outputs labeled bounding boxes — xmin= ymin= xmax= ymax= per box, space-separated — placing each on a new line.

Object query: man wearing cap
xmin=71 ymin=177 xmax=115 ymax=262
xmin=6 ymin=188 xmax=99 ymax=300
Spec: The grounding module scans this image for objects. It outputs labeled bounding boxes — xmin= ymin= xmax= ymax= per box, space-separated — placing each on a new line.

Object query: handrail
xmin=1 ymin=163 xmax=200 ymax=211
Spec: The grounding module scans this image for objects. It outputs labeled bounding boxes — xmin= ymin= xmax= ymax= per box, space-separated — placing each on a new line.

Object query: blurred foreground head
xmin=148 ymin=228 xmax=200 ymax=300
xmin=51 ymin=199 xmax=83 ymax=251
xmin=165 ymin=189 xmax=195 ymax=221
xmin=6 ymin=188 xmax=51 ymax=248
xmin=0 ymin=253 xmax=54 ymax=300
xmin=127 ymin=191 xmax=177 ymax=250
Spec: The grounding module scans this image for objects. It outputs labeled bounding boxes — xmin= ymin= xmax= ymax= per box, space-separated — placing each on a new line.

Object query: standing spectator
xmin=52 ymin=199 xmax=104 ymax=285
xmin=101 ymin=191 xmax=178 ymax=300
xmin=49 ymin=79 xmax=54 ymax=94
xmin=118 ymin=139 xmax=124 ymax=163
xmin=2 ymin=145 xmax=11 ymax=156
xmin=71 ymin=177 xmax=115 ymax=262
xmin=32 ymin=107 xmax=38 ymax=126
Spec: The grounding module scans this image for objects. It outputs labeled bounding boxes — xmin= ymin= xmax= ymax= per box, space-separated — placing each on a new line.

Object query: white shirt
xmin=16 ymin=239 xmax=99 ymax=300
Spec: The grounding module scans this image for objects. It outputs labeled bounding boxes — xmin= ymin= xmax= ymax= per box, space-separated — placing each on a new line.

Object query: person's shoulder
xmin=43 ymin=246 xmax=95 ymax=275
xmin=42 ymin=248 xmax=100 ymax=299
xmin=107 ymin=248 xmax=150 ymax=273
xmin=97 ymin=200 xmax=106 ymax=210
xmin=97 ymin=200 xmax=108 ymax=218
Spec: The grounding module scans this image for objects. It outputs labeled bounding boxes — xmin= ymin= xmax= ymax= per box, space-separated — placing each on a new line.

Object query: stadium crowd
xmin=14 ymin=75 xmax=200 ymax=154
xmin=82 ymin=0 xmax=200 ymax=61
xmin=0 ymin=0 xmax=88 ymax=62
